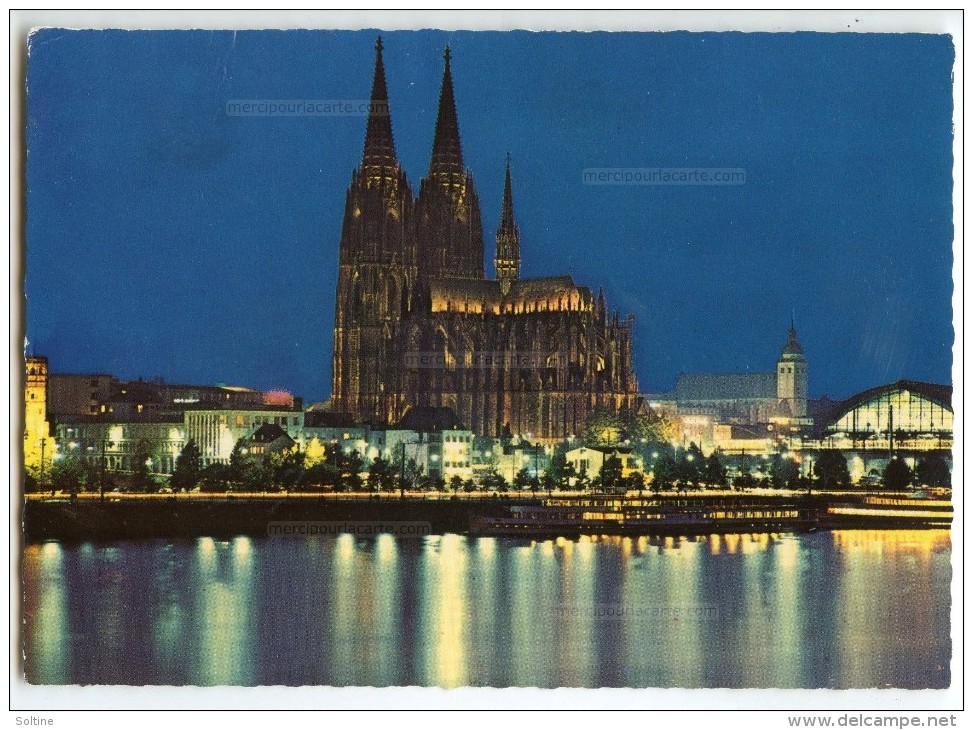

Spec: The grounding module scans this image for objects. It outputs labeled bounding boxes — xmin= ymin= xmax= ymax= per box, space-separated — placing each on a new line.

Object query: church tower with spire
xmin=415 ymin=46 xmax=485 ymax=284
xmin=332 ymin=37 xmax=417 ymax=422
xmin=777 ymin=319 xmax=808 ymax=418
xmin=494 ymin=155 xmax=521 ymax=295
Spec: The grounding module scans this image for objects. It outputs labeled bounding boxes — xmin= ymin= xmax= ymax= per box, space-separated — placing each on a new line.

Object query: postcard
xmin=17 ymin=9 xmax=960 ymax=716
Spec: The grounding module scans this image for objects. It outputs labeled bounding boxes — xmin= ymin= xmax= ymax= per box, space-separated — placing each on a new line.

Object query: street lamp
xmin=39 ymin=437 xmax=47 ymax=486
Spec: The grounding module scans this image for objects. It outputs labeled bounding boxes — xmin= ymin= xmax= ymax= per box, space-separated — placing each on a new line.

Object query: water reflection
xmin=420 ymin=534 xmax=470 ymax=688
xmin=194 ymin=536 xmax=255 ymax=684
xmin=23 ymin=543 xmax=69 ymax=684
xmin=22 ymin=530 xmax=950 ymax=688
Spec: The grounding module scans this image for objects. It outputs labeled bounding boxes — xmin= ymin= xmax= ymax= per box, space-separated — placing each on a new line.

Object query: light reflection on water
xmin=22 ymin=530 xmax=950 ymax=688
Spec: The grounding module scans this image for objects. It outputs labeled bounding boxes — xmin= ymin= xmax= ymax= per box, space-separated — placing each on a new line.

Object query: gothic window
xmin=351 ymin=277 xmax=364 ymax=319
xmin=436 ymin=328 xmax=455 ymax=370
xmin=386 ymin=278 xmax=397 ymax=318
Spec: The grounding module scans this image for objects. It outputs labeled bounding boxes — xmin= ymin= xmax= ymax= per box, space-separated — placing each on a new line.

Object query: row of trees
xmin=30 ymin=438 xmax=156 ymax=496
xmin=813 ymin=450 xmax=951 ymax=490
xmin=34 ymin=435 xmax=950 ymax=495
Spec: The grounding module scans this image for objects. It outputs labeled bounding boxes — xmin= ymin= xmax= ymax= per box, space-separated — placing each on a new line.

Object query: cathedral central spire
xmin=495 ymin=154 xmax=521 ymax=291
xmin=415 ymin=44 xmax=484 ymax=282
xmin=362 ymin=36 xmax=398 ymax=184
xmin=428 ymin=45 xmax=465 ymax=189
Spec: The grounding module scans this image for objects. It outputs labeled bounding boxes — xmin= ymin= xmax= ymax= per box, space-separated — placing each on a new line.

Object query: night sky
xmin=25 ymin=29 xmax=954 ymax=403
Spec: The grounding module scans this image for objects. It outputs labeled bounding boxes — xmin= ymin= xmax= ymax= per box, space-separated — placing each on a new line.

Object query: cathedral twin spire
xmin=428 ymin=46 xmax=466 ymax=191
xmin=359 ymin=38 xmax=517 ymax=281
xmin=361 ymin=36 xmax=399 ymax=186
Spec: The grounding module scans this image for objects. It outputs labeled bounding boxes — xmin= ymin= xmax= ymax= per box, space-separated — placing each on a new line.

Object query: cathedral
xmin=331 ymin=39 xmax=640 ymax=441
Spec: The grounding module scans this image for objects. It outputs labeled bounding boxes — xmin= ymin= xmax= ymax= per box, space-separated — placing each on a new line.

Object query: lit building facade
xmin=492 ymin=442 xmax=552 ymax=484
xmin=48 ymin=374 xmax=266 ymax=420
xmin=566 ymin=445 xmax=641 ymax=480
xmin=48 ymin=373 xmax=114 ymax=418
xmin=647 ymin=323 xmax=811 ymax=450
xmin=185 ymin=407 xmax=305 ymax=465
xmin=24 ymin=356 xmax=52 ymax=475
xmin=810 ymin=380 xmax=952 ymax=482
xmin=55 ymin=415 xmax=186 ymax=475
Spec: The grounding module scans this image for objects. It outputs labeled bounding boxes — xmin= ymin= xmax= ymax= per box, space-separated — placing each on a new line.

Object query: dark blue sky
xmin=25 ymin=29 xmax=954 ymax=403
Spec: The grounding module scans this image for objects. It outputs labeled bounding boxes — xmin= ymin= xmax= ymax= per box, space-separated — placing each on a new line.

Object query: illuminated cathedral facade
xmin=331 ymin=39 xmax=640 ymax=440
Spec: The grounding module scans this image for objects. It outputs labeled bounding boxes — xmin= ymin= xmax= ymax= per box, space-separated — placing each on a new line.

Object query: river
xmin=22 ymin=529 xmax=950 ymax=688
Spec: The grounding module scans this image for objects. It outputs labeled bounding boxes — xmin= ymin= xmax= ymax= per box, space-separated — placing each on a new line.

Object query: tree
xmin=596 ymin=454 xmax=624 ymax=493
xmin=304 ymin=437 xmax=326 ymax=467
xmin=367 ymin=456 xmax=394 ymax=492
xmin=270 ymin=447 xmax=307 ymax=491
xmin=733 ymin=455 xmax=756 ymax=489
xmin=916 ymin=454 xmax=950 ymax=488
xmin=683 ymin=443 xmax=705 ymax=487
xmin=242 ymin=455 xmax=272 ymax=492
xmin=462 ymin=478 xmax=476 ymax=493
xmin=548 ymin=446 xmax=568 ymax=485
xmin=482 ymin=469 xmax=509 ymax=493
xmin=171 ymin=440 xmax=201 ymax=490
xmin=132 ymin=439 xmax=153 ymax=492
xmin=199 ymin=462 xmax=233 ymax=492
xmin=449 ymin=475 xmax=464 ymax=494
xmin=703 ymin=452 xmax=727 ymax=487
xmin=652 ymin=452 xmax=678 ymax=491
xmin=814 ymin=450 xmax=850 ymax=489
xmin=622 ymin=408 xmax=676 ymax=448
xmin=625 ymin=471 xmax=645 ymax=494
xmin=336 ymin=450 xmax=364 ymax=492
xmin=513 ymin=467 xmax=532 ymax=491
xmin=883 ymin=458 xmax=914 ymax=491
xmin=403 ymin=457 xmax=424 ymax=492
xmin=305 ymin=461 xmax=340 ymax=490
xmin=583 ymin=408 xmax=623 ymax=446
xmin=229 ymin=439 xmax=251 ymax=488
xmin=770 ymin=453 xmax=800 ymax=489
xmin=50 ymin=457 xmax=85 ymax=496
xmin=561 ymin=460 xmax=578 ymax=489
xmin=675 ymin=444 xmax=703 ymax=489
